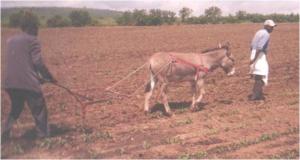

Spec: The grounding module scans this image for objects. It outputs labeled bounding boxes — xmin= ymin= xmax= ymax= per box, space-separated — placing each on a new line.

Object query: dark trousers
xmin=2 ymin=89 xmax=49 ymax=138
xmin=251 ymin=75 xmax=265 ymax=100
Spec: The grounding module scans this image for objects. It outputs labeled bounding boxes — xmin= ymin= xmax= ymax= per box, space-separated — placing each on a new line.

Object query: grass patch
xmin=179 ymin=150 xmax=208 ymax=159
xmin=142 ymin=140 xmax=151 ymax=149
xmin=149 ymin=112 xmax=164 ymax=119
xmin=82 ymin=133 xmax=93 ymax=143
xmin=170 ymin=118 xmax=193 ymax=127
xmin=207 ymin=128 xmax=219 ymax=135
xmin=87 ymin=149 xmax=102 ymax=159
xmin=219 ymin=109 xmax=240 ymax=117
xmin=288 ymin=99 xmax=299 ymax=106
xmin=178 ymin=153 xmax=190 ymax=159
xmin=81 ymin=131 xmax=113 ymax=143
xmin=38 ymin=138 xmax=56 ymax=149
xmin=56 ymin=137 xmax=68 ymax=146
xmin=178 ymin=154 xmax=190 ymax=159
xmin=269 ymin=149 xmax=299 ymax=159
xmin=175 ymin=108 xmax=189 ymax=114
xmin=94 ymin=131 xmax=113 ymax=140
xmin=278 ymin=91 xmax=299 ymax=97
xmin=116 ymin=148 xmax=126 ymax=155
xmin=201 ymin=127 xmax=298 ymax=158
xmin=258 ymin=133 xmax=271 ymax=141
xmin=194 ymin=150 xmax=208 ymax=159
xmin=38 ymin=137 xmax=68 ymax=149
xmin=13 ymin=144 xmax=24 ymax=154
xmin=164 ymin=136 xmax=182 ymax=144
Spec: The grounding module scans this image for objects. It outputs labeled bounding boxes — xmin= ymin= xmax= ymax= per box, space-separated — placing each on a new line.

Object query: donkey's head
xmin=219 ymin=42 xmax=235 ymax=76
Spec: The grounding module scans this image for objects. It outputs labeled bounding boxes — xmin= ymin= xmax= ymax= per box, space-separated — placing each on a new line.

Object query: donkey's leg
xmin=190 ymin=81 xmax=198 ymax=111
xmin=196 ymin=79 xmax=205 ymax=103
xmin=160 ymin=83 xmax=172 ymax=116
xmin=191 ymin=79 xmax=205 ymax=112
xmin=196 ymin=88 xmax=205 ymax=103
xmin=154 ymin=82 xmax=162 ymax=102
xmin=144 ymin=74 xmax=156 ymax=113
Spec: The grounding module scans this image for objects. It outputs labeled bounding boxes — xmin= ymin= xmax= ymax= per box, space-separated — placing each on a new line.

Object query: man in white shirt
xmin=249 ymin=19 xmax=276 ymax=101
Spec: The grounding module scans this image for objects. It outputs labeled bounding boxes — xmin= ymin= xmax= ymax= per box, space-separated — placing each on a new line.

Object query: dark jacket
xmin=3 ymin=32 xmax=53 ymax=92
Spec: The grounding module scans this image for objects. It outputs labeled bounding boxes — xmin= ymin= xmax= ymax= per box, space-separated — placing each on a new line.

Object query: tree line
xmin=8 ymin=10 xmax=93 ymax=27
xmin=119 ymin=6 xmax=299 ymax=25
xmin=6 ymin=6 xmax=299 ymax=28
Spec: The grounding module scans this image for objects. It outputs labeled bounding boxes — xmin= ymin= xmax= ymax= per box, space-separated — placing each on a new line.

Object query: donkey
xmin=144 ymin=42 xmax=235 ymax=116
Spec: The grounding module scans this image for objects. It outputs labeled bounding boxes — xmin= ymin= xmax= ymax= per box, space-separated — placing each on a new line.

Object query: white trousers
xmin=249 ymin=49 xmax=269 ymax=85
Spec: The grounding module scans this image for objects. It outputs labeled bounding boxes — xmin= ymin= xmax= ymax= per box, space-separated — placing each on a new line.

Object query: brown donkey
xmin=144 ymin=42 xmax=235 ymax=116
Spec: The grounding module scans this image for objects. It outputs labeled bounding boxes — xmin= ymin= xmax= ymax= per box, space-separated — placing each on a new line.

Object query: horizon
xmin=1 ymin=0 xmax=299 ymax=16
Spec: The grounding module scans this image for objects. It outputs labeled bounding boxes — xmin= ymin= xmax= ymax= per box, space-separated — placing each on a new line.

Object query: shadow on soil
xmin=21 ymin=123 xmax=73 ymax=140
xmin=151 ymin=101 xmax=208 ymax=114
xmin=1 ymin=123 xmax=74 ymax=158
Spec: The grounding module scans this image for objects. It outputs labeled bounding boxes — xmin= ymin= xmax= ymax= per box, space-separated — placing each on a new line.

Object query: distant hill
xmin=1 ymin=7 xmax=123 ymax=25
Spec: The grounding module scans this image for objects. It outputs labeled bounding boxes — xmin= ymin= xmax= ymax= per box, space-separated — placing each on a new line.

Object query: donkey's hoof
xmin=164 ymin=111 xmax=174 ymax=117
xmin=190 ymin=107 xmax=198 ymax=112
xmin=144 ymin=110 xmax=151 ymax=115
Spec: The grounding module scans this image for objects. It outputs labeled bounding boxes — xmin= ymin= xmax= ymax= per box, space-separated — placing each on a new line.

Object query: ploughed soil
xmin=1 ymin=23 xmax=299 ymax=159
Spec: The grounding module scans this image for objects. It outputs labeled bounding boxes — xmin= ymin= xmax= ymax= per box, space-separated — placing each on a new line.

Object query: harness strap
xmin=169 ymin=54 xmax=210 ymax=78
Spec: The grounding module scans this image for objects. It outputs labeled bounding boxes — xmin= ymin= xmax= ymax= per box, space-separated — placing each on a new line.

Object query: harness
xmin=169 ymin=54 xmax=210 ymax=80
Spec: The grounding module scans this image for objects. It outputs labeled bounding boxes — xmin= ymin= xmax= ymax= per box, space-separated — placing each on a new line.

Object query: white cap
xmin=264 ymin=19 xmax=277 ymax=27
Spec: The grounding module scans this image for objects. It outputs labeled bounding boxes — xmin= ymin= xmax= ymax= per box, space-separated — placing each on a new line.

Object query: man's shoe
xmin=249 ymin=95 xmax=265 ymax=101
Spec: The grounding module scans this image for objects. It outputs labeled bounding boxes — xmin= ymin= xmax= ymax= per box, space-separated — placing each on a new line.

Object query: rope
xmin=50 ymin=61 xmax=170 ymax=108
xmin=128 ymin=61 xmax=172 ymax=98
xmin=105 ymin=62 xmax=148 ymax=91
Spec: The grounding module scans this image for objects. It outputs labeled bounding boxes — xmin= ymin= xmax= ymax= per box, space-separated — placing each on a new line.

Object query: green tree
xmin=132 ymin=9 xmax=147 ymax=26
xmin=287 ymin=13 xmax=299 ymax=22
xmin=9 ymin=10 xmax=25 ymax=27
xmin=9 ymin=10 xmax=40 ymax=28
xmin=69 ymin=10 xmax=92 ymax=27
xmin=148 ymin=9 xmax=163 ymax=25
xmin=236 ymin=10 xmax=247 ymax=22
xmin=117 ymin=11 xmax=134 ymax=25
xmin=247 ymin=13 xmax=264 ymax=23
xmin=179 ymin=7 xmax=193 ymax=23
xmin=162 ymin=10 xmax=176 ymax=24
xmin=47 ymin=15 xmax=70 ymax=27
xmin=117 ymin=9 xmax=176 ymax=26
xmin=223 ymin=14 xmax=238 ymax=23
xmin=205 ymin=6 xmax=222 ymax=23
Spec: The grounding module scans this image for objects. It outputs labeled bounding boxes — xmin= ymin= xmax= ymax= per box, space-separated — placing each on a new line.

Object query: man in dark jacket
xmin=2 ymin=12 xmax=56 ymax=139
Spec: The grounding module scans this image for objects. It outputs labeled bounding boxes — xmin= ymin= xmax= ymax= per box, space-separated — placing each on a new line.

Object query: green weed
xmin=95 ymin=131 xmax=113 ymax=140
xmin=171 ymin=118 xmax=193 ymax=127
xmin=194 ymin=150 xmax=208 ymax=159
xmin=179 ymin=153 xmax=190 ymax=159
xmin=116 ymin=148 xmax=125 ymax=155
xmin=142 ymin=141 xmax=151 ymax=149
xmin=219 ymin=109 xmax=240 ymax=117
xmin=38 ymin=138 xmax=56 ymax=149
xmin=87 ymin=149 xmax=101 ymax=159
xmin=13 ymin=144 xmax=24 ymax=154
xmin=165 ymin=136 xmax=182 ymax=144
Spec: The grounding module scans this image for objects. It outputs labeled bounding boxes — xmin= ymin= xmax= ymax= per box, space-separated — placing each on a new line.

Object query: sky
xmin=1 ymin=0 xmax=299 ymax=16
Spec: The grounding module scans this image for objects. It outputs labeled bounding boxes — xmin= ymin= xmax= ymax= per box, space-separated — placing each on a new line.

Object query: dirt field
xmin=1 ymin=23 xmax=299 ymax=159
